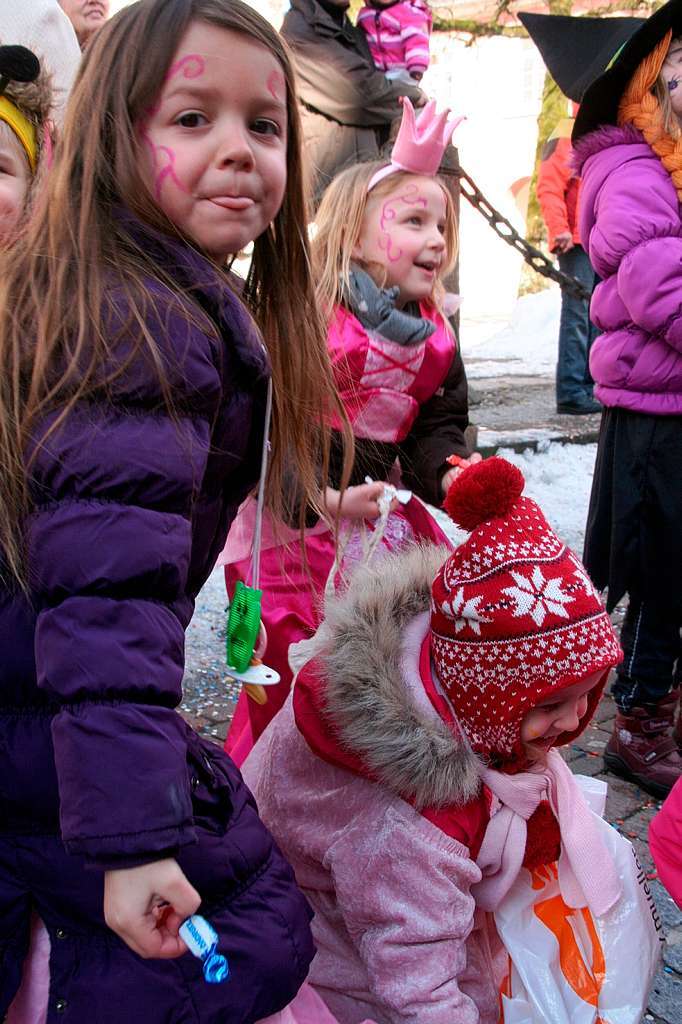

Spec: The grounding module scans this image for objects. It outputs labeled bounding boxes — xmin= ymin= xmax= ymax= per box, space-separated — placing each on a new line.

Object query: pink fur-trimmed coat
xmin=242 ymin=546 xmax=504 ymax=1024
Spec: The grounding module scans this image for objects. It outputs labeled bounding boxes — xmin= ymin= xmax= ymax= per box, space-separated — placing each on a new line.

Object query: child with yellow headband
xmin=0 ymin=60 xmax=52 ymax=243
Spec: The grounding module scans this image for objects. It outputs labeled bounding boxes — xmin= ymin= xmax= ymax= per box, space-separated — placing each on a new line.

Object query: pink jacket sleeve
xmin=649 ymin=777 xmax=682 ymax=909
xmin=401 ymin=2 xmax=432 ymax=75
xmin=326 ymin=804 xmax=483 ymax=1023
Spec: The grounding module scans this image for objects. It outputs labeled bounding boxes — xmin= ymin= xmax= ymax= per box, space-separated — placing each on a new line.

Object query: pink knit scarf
xmin=473 ymin=748 xmax=622 ymax=917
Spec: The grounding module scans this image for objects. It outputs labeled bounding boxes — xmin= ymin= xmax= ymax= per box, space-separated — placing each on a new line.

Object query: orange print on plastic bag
xmin=530 ymin=863 xmax=607 ymax=1021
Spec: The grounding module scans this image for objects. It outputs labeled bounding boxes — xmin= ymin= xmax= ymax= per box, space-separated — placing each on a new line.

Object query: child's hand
xmin=325 ymin=482 xmax=398 ymax=521
xmin=441 ymin=452 xmax=483 ymax=495
xmin=104 ymin=858 xmax=201 ymax=959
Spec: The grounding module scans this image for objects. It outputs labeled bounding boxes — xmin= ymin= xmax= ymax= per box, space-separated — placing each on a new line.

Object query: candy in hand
xmin=179 ymin=915 xmax=229 ymax=984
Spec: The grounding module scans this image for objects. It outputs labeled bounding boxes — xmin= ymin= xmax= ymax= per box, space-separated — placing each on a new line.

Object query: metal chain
xmin=447 ymin=165 xmax=591 ymax=302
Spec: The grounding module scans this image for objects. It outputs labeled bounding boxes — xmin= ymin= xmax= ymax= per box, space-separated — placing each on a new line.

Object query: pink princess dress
xmin=222 ymin=283 xmax=472 ymax=766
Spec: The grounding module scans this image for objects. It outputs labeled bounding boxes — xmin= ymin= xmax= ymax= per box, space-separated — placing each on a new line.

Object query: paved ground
xmin=180 ymin=375 xmax=682 ymax=1023
xmin=470 ymin=375 xmax=602 ymax=454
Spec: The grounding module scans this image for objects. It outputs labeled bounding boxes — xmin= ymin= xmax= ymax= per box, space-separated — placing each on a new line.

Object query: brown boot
xmin=604 ymin=693 xmax=682 ymax=799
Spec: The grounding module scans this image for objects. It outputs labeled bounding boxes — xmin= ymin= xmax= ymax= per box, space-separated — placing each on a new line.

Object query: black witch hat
xmin=518 ymin=13 xmax=644 ymax=103
xmin=520 ymin=5 xmax=682 ymax=141
xmin=575 ymin=0 xmax=682 ymax=141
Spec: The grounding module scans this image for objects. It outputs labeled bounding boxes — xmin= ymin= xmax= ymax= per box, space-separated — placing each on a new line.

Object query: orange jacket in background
xmin=536 ymin=117 xmax=581 ymax=253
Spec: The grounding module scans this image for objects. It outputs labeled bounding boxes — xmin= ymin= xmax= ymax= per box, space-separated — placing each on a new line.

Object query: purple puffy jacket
xmin=576 ymin=123 xmax=682 ymax=414
xmin=0 ymin=216 xmax=315 ymax=1022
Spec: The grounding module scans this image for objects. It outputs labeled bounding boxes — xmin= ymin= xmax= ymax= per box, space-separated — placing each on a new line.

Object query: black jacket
xmin=282 ymin=0 xmax=424 ymax=202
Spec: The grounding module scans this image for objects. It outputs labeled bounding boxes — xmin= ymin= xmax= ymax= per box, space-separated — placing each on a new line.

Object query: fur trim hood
xmin=307 ymin=544 xmax=483 ymax=809
xmin=572 ymin=123 xmax=644 ymax=173
xmin=4 ymin=68 xmax=53 ymax=153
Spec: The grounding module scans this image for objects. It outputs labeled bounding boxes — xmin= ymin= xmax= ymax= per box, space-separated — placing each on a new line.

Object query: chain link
xmin=450 ymin=166 xmax=591 ymax=302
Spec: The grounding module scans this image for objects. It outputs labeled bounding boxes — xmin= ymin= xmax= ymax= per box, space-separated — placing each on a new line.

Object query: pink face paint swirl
xmin=139 ymin=122 xmax=189 ymax=200
xmin=151 ymin=145 xmax=190 ymax=201
xmin=266 ymin=70 xmax=285 ymax=102
xmin=166 ymin=53 xmax=206 ymax=83
xmin=139 ymin=56 xmax=207 ymax=200
xmin=378 ymin=231 xmax=403 ymax=263
xmin=145 ymin=54 xmax=207 ymax=118
xmin=377 ymin=184 xmax=428 ymax=263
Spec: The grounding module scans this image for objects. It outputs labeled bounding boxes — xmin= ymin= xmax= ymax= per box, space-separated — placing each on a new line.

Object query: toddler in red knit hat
xmin=243 ymin=457 xmax=626 ymax=1024
xmin=431 ymin=456 xmax=619 ymax=775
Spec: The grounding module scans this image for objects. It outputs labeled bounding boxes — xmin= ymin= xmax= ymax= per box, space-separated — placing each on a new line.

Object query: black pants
xmin=612 ymin=597 xmax=682 ymax=710
xmin=584 ymin=408 xmax=682 ymax=711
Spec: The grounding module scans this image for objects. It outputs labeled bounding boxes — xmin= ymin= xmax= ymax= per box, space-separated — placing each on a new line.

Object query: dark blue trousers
xmin=556 ymin=245 xmax=599 ymax=405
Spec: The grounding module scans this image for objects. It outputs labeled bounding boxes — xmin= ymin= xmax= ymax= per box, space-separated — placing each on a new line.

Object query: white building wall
xmin=423 ymin=32 xmax=547 ymax=329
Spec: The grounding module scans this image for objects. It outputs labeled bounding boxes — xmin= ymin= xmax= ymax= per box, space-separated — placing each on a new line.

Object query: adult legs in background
xmin=556 ymin=244 xmax=600 ymax=414
xmin=584 ymin=408 xmax=682 ymax=796
xmin=605 ymin=597 xmax=682 ymax=797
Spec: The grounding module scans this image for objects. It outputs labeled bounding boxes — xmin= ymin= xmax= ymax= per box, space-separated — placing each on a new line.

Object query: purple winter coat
xmin=576 ymin=123 xmax=682 ymax=414
xmin=0 ymin=217 xmax=314 ymax=1022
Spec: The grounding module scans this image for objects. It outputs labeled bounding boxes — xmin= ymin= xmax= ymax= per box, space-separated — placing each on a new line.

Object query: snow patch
xmin=433 ymin=441 xmax=596 ymax=556
xmin=460 ymin=288 xmax=560 ymax=379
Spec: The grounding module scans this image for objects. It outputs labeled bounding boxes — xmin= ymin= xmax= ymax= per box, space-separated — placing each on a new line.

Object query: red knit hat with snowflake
xmin=430 ymin=457 xmax=623 ymax=766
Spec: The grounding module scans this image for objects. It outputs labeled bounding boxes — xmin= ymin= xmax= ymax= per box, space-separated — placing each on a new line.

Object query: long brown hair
xmin=312 ymin=161 xmax=458 ymax=322
xmin=0 ymin=0 xmax=350 ymax=583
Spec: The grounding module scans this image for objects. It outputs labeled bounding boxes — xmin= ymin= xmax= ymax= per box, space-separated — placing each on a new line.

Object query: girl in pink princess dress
xmin=222 ymin=101 xmax=480 ymax=765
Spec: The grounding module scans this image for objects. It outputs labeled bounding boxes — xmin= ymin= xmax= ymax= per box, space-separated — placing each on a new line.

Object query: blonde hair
xmin=618 ymin=29 xmax=682 ymax=199
xmin=312 ymin=161 xmax=458 ymax=322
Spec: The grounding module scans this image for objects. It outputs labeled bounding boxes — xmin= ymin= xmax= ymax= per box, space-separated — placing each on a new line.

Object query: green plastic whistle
xmin=226 ymin=581 xmax=262 ymax=673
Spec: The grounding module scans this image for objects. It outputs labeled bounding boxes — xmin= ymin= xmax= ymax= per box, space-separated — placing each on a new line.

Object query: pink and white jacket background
xmin=357 ymin=0 xmax=432 ymax=77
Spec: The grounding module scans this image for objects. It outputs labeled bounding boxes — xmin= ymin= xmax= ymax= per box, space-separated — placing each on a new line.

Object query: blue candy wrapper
xmin=179 ymin=915 xmax=230 ymax=984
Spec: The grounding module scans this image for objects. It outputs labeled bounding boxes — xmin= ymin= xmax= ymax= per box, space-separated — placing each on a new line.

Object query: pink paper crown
xmin=367 ymin=98 xmax=465 ymax=192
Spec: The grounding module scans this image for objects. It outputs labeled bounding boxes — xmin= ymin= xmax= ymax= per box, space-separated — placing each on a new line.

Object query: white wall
xmin=423 ymin=32 xmax=546 ymax=327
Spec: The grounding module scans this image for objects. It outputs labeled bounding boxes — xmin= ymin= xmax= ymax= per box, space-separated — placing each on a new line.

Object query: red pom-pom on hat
xmin=444 ymin=456 xmax=524 ymax=532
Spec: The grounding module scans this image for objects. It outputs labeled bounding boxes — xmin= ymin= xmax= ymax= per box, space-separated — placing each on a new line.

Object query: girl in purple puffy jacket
xmin=572 ymin=0 xmax=682 ymax=801
xmin=0 ymin=0 xmax=358 ymax=1020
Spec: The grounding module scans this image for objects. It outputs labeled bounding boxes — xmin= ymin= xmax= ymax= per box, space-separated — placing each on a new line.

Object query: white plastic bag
xmin=495 ymin=777 xmax=664 ymax=1023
